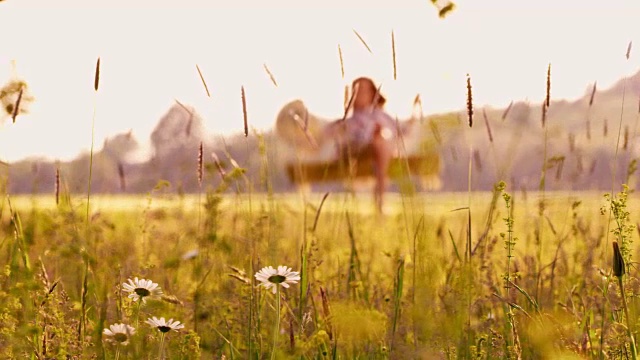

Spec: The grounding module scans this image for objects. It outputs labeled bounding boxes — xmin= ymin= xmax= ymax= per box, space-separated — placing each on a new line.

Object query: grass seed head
xmin=613 ymin=241 xmax=625 ymax=277
xmin=466 ymin=74 xmax=473 ymax=127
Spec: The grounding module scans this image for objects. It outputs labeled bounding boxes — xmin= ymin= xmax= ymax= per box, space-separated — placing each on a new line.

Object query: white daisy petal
xmin=122 ymin=277 xmax=163 ymax=303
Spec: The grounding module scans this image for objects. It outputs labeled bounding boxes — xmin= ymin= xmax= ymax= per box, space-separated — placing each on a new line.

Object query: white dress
xmin=342 ymin=108 xmax=398 ymax=151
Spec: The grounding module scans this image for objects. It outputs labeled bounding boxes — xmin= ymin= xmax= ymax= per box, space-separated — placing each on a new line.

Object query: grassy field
xmin=1 ymin=185 xmax=638 ymax=359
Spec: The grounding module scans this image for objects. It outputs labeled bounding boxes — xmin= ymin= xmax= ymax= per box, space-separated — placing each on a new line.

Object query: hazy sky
xmin=0 ymin=0 xmax=639 ymax=162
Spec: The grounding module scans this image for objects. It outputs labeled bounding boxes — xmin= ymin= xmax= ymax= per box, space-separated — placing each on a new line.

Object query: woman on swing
xmin=326 ymin=76 xmax=400 ymax=213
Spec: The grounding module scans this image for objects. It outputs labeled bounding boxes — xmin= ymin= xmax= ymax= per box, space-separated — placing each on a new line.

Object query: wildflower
xmin=146 ymin=316 xmax=185 ymax=333
xmin=613 ymin=241 xmax=626 ymax=277
xmin=254 ymin=265 xmax=300 ymax=294
xmin=103 ymin=323 xmax=135 ymax=345
xmin=122 ymin=277 xmax=163 ymax=303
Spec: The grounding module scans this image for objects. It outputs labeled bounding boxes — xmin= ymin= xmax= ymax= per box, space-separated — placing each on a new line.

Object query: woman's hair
xmin=352 ymin=77 xmax=387 ymax=108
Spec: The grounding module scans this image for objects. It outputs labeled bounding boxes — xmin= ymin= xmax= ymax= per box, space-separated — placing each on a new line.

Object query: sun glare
xmin=0 ymin=0 xmax=638 ymax=161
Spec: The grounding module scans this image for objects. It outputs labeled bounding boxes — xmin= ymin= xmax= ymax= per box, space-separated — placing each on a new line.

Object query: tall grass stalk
xmin=613 ymin=241 xmax=636 ymax=359
xmin=271 ymin=287 xmax=281 ymax=360
xmin=86 ymin=57 xmax=100 ymax=227
xmin=536 ymin=64 xmax=551 ymax=303
xmin=600 ymin=42 xmax=632 ymax=359
xmin=390 ymin=256 xmax=405 ymax=352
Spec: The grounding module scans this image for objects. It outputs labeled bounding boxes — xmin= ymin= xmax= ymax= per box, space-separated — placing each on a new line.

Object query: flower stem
xmin=618 ymin=275 xmax=637 ymax=360
xmin=115 ymin=345 xmax=121 ymax=360
xmin=271 ymin=287 xmax=281 ymax=360
xmin=135 ymin=301 xmax=142 ymax=329
xmin=159 ymin=332 xmax=166 ymax=360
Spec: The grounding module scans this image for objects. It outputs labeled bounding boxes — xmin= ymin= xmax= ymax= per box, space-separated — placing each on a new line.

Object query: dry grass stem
xmin=174 ymin=99 xmax=195 ymax=136
xmin=338 ymin=44 xmax=345 ymax=79
xmin=502 ymin=100 xmax=513 ymax=120
xmin=413 ymin=94 xmax=423 ymax=119
xmin=483 ymin=108 xmax=493 ymax=142
xmin=353 ymin=29 xmax=373 ymax=54
xmin=11 ymin=88 xmax=22 ymax=123
xmin=343 ymin=85 xmax=350 ymax=109
xmin=627 ymin=41 xmax=633 ymax=60
xmin=391 ymin=30 xmax=397 ymax=80
xmin=196 ymin=64 xmax=211 ymax=97
xmin=589 ymin=82 xmax=597 ymax=107
xmin=342 ymin=82 xmax=359 ymax=121
xmin=263 ymin=64 xmax=278 ymax=87
xmin=211 ymin=152 xmax=226 ymax=180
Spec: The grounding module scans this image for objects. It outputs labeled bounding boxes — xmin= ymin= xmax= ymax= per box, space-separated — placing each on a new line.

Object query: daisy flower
xmin=254 ymin=265 xmax=301 ymax=294
xmin=103 ymin=323 xmax=135 ymax=345
xmin=122 ymin=277 xmax=163 ymax=303
xmin=146 ymin=316 xmax=185 ymax=333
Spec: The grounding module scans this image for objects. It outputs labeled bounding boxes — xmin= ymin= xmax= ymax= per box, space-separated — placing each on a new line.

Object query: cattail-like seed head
xmin=197 ymin=142 xmax=203 ymax=187
xmin=613 ymin=241 xmax=625 ymax=277
xmin=545 ymin=63 xmax=551 ymax=107
xmin=586 ymin=119 xmax=591 ymax=141
xmin=241 ymin=86 xmax=248 ymax=137
xmin=94 ymin=57 xmax=100 ymax=92
xmin=541 ymin=102 xmax=547 ymax=127
xmin=55 ymin=167 xmax=60 ymax=205
xmin=438 ymin=1 xmax=456 ymax=18
xmin=603 ymin=118 xmax=608 ymax=137
xmin=466 ymin=74 xmax=473 ymax=127
xmin=626 ymin=41 xmax=633 ymax=60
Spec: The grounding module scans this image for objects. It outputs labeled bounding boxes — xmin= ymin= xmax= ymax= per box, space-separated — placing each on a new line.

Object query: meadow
xmin=1 ymin=183 xmax=638 ymax=359
xmin=1 ymin=29 xmax=639 ymax=359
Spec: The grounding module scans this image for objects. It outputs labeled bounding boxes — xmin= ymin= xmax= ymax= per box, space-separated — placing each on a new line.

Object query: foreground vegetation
xmin=1 ymin=180 xmax=639 ymax=359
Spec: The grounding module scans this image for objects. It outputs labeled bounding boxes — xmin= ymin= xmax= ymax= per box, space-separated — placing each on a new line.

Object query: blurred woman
xmin=326 ymin=76 xmax=399 ymax=213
